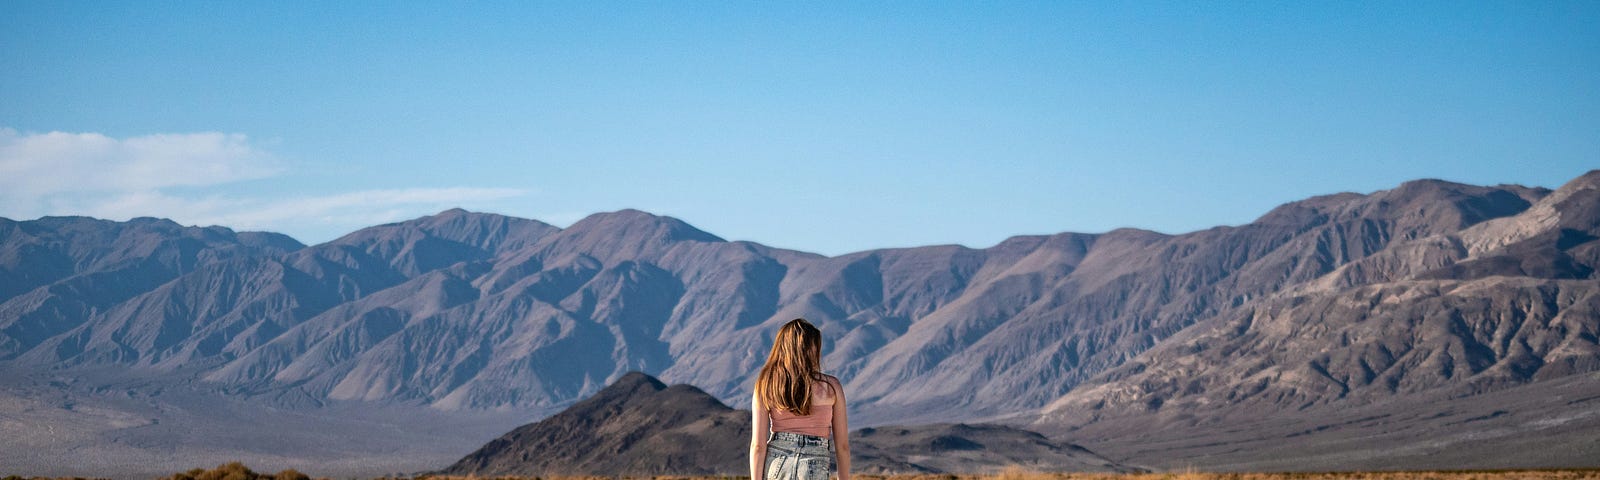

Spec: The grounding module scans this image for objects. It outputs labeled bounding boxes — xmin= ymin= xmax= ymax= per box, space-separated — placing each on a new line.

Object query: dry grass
xmin=10 ymin=466 xmax=1599 ymax=480
xmin=418 ymin=466 xmax=1600 ymax=480
xmin=846 ymin=466 xmax=1600 ymax=480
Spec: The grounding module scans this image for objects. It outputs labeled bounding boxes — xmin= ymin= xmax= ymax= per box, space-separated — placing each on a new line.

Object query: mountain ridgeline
xmin=1 ymin=171 xmax=1598 ymax=431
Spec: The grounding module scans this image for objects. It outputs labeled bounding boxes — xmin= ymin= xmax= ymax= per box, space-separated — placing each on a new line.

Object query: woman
xmin=750 ymin=318 xmax=851 ymax=480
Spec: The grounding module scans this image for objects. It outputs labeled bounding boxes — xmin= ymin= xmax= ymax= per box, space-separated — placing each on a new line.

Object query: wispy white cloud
xmin=0 ymin=128 xmax=530 ymax=243
xmin=0 ymin=127 xmax=281 ymax=197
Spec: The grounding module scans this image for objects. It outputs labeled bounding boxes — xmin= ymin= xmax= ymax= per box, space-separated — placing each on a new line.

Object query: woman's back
xmin=750 ymin=318 xmax=850 ymax=480
xmin=768 ymin=377 xmax=836 ymax=438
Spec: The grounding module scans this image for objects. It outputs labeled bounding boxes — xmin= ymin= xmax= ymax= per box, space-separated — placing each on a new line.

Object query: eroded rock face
xmin=1041 ymin=171 xmax=1600 ymax=424
xmin=1042 ymin=278 xmax=1600 ymax=420
xmin=1 ymin=171 xmax=1596 ymax=431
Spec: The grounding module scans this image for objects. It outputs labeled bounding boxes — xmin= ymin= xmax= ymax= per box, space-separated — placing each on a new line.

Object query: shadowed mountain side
xmin=442 ymin=372 xmax=748 ymax=476
xmin=0 ymin=217 xmax=306 ymax=360
xmin=0 ymin=216 xmax=303 ymax=305
xmin=441 ymin=372 xmax=1127 ymax=476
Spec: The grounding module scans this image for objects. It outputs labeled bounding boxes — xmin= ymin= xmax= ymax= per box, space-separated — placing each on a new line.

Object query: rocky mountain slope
xmin=7 ymin=173 xmax=1593 ymax=423
xmin=2 ymin=170 xmax=1598 ymax=474
xmin=1021 ymin=170 xmax=1600 ymax=469
xmin=1041 ymin=170 xmax=1600 ymax=417
xmin=442 ymin=372 xmax=1127 ymax=476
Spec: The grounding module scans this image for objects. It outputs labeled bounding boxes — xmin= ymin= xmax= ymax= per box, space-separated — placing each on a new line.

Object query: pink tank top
xmin=769 ymin=379 xmax=836 ymax=438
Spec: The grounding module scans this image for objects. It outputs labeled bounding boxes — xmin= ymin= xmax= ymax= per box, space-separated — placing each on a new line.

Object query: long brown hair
xmin=755 ymin=318 xmax=827 ymax=415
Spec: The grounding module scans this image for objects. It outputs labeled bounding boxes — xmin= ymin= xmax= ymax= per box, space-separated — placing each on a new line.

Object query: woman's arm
xmin=751 ymin=392 xmax=770 ymax=479
xmin=829 ymin=377 xmax=850 ymax=480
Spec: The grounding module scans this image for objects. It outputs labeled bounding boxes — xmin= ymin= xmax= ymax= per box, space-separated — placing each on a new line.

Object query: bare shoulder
xmin=820 ymin=374 xmax=844 ymax=392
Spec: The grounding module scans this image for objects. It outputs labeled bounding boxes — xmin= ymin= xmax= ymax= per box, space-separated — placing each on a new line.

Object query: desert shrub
xmin=161 ymin=463 xmax=322 ymax=480
xmin=143 ymin=467 xmax=1600 ymax=480
xmin=274 ymin=470 xmax=310 ymax=480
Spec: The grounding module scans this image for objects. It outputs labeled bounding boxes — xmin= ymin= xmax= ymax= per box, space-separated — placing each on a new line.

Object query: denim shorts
xmin=765 ymin=431 xmax=832 ymax=480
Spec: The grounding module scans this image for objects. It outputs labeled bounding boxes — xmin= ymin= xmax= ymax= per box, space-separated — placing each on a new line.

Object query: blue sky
xmin=2 ymin=2 xmax=1596 ymax=256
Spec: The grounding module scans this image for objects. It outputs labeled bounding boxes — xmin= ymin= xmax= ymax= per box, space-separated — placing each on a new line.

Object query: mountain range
xmin=2 ymin=170 xmax=1597 ymax=476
